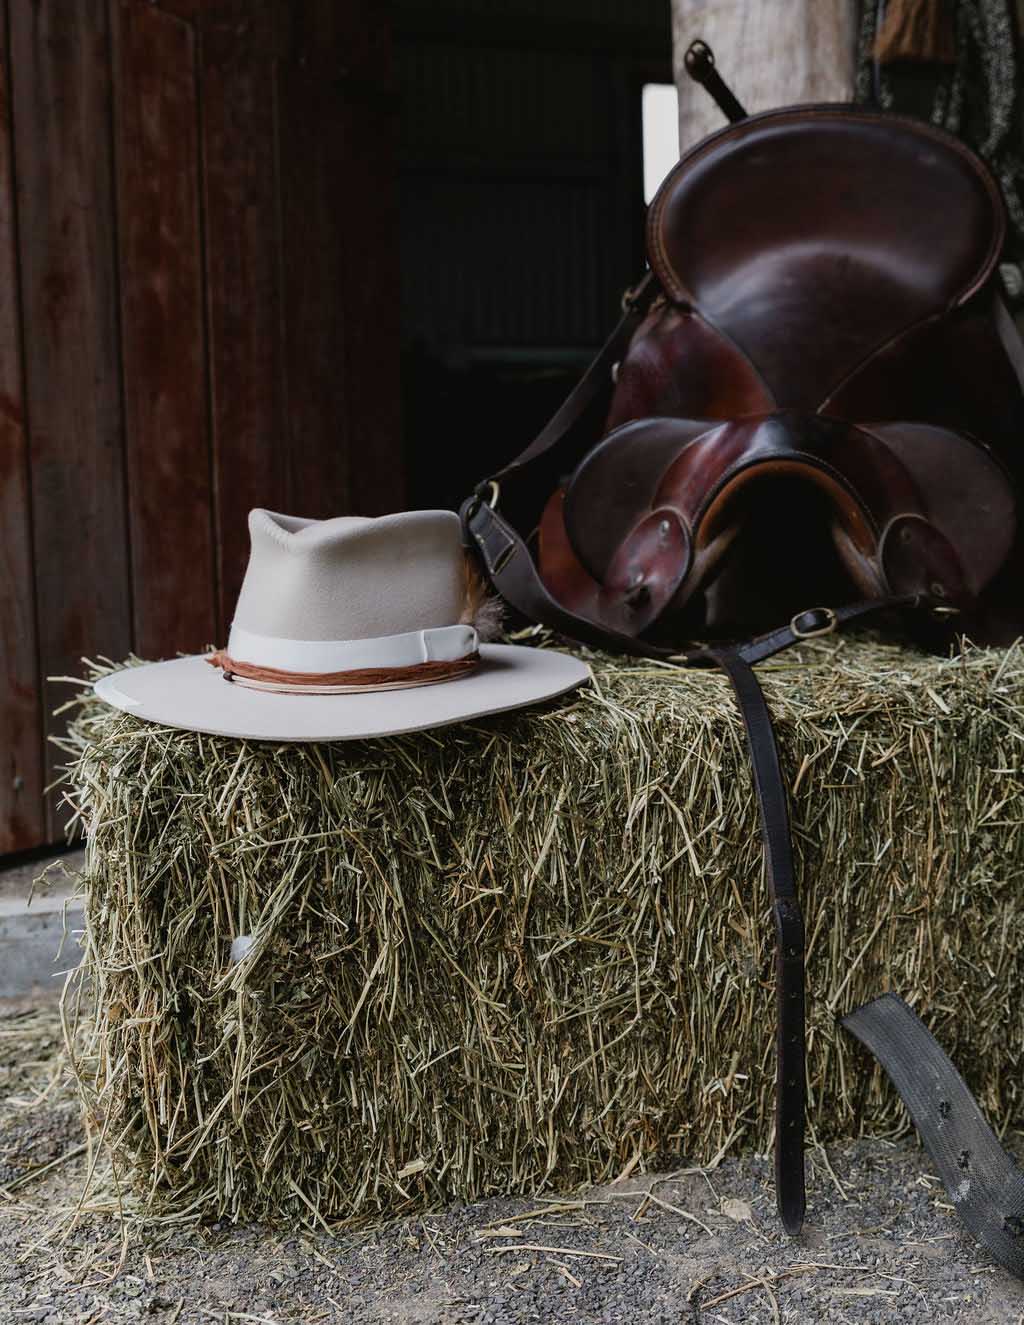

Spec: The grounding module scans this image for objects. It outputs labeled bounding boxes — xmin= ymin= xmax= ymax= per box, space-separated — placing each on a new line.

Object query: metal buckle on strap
xmin=621 ymin=283 xmax=644 ymax=312
xmin=790 ymin=606 xmax=837 ymax=639
xmin=465 ymin=480 xmax=501 ymax=525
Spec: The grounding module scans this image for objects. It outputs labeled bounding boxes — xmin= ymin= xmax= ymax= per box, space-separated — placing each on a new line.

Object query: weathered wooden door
xmin=0 ymin=0 xmax=404 ymax=854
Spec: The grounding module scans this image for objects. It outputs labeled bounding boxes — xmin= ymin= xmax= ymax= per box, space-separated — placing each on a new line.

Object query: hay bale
xmin=57 ymin=637 xmax=1024 ymax=1224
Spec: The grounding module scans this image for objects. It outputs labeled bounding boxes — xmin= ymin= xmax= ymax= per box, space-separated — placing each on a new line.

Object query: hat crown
xmin=232 ymin=509 xmax=466 ymax=643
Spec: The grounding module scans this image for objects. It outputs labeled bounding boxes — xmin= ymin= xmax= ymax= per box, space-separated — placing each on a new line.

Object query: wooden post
xmin=671 ymin=0 xmax=859 ymax=148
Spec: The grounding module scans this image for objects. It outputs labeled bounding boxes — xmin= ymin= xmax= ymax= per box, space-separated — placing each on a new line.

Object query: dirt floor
xmin=2 ymin=999 xmax=1024 ymax=1323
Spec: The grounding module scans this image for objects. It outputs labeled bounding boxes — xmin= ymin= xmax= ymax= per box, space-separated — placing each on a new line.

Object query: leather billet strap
xmin=710 ymin=647 xmax=806 ymax=1234
xmin=464 ymin=489 xmax=934 ymax=1237
xmin=842 ymin=994 xmax=1024 ymax=1279
xmin=462 ymin=497 xmax=668 ymax=658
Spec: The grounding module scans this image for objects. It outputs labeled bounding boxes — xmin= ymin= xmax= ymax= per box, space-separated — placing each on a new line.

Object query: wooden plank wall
xmin=0 ymin=0 xmax=404 ymax=854
xmin=0 ymin=3 xmax=42 ymax=854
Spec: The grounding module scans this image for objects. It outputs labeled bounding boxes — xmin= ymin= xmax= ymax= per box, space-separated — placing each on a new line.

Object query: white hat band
xmin=224 ymin=623 xmax=479 ymax=675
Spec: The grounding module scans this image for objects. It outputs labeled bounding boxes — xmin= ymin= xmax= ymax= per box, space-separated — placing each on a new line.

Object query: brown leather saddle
xmin=471 ymin=65 xmax=1024 ymax=649
xmin=462 ymin=44 xmax=1024 ymax=1275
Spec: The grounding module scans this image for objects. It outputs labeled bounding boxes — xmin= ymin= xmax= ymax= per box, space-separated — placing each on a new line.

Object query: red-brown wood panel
xmin=0 ymin=0 xmax=406 ymax=854
xmin=199 ymin=1 xmax=288 ymax=629
xmin=277 ymin=0 xmax=405 ymax=520
xmin=114 ymin=0 xmax=216 ymax=658
xmin=0 ymin=0 xmax=44 ymax=854
xmin=11 ymin=0 xmax=131 ymax=836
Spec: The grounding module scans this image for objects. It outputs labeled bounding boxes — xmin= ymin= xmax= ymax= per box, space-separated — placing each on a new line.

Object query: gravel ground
xmin=2 ymin=999 xmax=1024 ymax=1324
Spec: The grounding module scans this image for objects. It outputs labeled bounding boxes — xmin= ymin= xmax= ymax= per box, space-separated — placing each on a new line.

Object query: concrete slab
xmin=0 ymin=846 xmax=85 ymax=900
xmin=0 ymin=848 xmax=85 ymax=997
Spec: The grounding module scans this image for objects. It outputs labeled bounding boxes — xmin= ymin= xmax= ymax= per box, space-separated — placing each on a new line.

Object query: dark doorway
xmin=394 ymin=1 xmax=673 ymax=511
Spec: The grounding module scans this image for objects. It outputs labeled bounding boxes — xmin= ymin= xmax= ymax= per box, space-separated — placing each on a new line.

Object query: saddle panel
xmin=858 ymin=421 xmax=1016 ymax=597
xmin=562 ymin=415 xmax=718 ymax=580
xmin=648 ymin=107 xmax=1005 ymax=411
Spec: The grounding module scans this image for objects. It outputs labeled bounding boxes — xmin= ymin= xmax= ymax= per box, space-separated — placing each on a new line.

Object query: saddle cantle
xmin=535 ymin=104 xmax=1024 ymax=643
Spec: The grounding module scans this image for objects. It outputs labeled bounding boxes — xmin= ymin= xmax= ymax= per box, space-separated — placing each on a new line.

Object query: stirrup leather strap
xmin=710 ymin=647 xmax=806 ymax=1234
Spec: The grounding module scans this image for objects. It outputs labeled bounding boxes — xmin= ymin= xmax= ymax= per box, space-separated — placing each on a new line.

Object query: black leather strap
xmin=682 ymin=40 xmax=748 ymax=125
xmin=710 ymin=647 xmax=806 ymax=1234
xmin=461 ymin=337 xmax=952 ymax=1239
xmin=735 ymin=600 xmax=922 ymax=665
xmin=462 ymin=497 xmax=923 ymax=667
xmin=463 ymin=493 xmax=940 ymax=1235
xmin=842 ymin=994 xmax=1024 ymax=1278
xmin=489 ymin=270 xmax=660 ymax=484
xmin=461 ymin=498 xmax=671 ymax=658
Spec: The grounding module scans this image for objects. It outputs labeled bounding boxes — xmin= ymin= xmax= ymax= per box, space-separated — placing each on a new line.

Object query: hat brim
xmin=93 ymin=644 xmax=590 ymax=742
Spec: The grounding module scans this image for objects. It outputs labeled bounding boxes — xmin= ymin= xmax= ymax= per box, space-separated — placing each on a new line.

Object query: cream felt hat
xmin=93 ymin=509 xmax=589 ymax=742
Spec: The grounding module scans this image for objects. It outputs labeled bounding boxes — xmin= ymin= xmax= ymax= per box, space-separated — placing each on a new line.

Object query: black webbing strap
xmin=842 ymin=994 xmax=1024 ymax=1278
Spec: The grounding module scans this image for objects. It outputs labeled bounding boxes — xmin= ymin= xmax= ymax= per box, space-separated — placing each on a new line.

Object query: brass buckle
xmin=791 ymin=606 xmax=837 ymax=639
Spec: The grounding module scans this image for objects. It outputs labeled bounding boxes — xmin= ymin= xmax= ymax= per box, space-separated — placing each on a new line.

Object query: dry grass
xmin=52 ymin=635 xmax=1024 ymax=1225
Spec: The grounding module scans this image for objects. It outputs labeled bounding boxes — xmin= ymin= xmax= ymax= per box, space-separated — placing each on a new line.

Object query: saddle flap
xmin=562 ymin=415 xmax=717 ymax=580
xmin=862 ymin=421 xmax=1016 ymax=595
